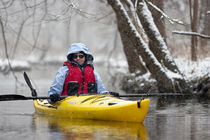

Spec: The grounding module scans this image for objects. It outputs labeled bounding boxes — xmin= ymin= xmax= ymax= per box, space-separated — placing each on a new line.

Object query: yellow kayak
xmin=33 ymin=94 xmax=150 ymax=123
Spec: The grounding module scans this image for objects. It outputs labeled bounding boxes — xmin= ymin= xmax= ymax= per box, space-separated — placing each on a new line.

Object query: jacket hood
xmin=67 ymin=43 xmax=94 ymax=63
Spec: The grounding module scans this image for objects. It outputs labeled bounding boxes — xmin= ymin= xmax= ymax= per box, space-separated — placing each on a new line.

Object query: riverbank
xmin=119 ymin=58 xmax=210 ymax=97
xmin=0 ymin=57 xmax=209 ymax=97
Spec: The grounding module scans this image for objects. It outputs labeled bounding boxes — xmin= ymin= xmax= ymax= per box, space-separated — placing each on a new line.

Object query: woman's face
xmin=72 ymin=53 xmax=85 ymax=65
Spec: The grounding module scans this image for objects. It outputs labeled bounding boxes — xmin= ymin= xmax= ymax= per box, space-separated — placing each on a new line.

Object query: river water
xmin=0 ymin=65 xmax=209 ymax=140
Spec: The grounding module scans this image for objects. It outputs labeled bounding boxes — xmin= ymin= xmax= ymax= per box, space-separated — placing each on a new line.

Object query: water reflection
xmin=33 ymin=115 xmax=148 ymax=140
xmin=1 ymin=67 xmax=210 ymax=140
xmin=144 ymin=97 xmax=210 ymax=140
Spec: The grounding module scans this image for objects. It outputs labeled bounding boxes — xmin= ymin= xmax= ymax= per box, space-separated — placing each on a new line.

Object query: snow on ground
xmin=175 ymin=58 xmax=210 ymax=80
xmin=104 ymin=57 xmax=210 ymax=83
xmin=0 ymin=59 xmax=31 ymax=73
xmin=106 ymin=56 xmax=210 ymax=80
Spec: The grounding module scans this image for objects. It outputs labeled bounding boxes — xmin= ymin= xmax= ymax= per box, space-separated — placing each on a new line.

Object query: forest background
xmin=0 ymin=0 xmax=209 ymax=96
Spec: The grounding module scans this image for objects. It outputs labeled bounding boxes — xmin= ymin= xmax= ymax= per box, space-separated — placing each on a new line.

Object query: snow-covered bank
xmin=175 ymin=58 xmax=210 ymax=80
xmin=112 ymin=57 xmax=210 ymax=95
xmin=108 ymin=57 xmax=210 ymax=81
xmin=0 ymin=57 xmax=209 ymax=80
xmin=0 ymin=56 xmax=209 ymax=95
xmin=0 ymin=59 xmax=31 ymax=74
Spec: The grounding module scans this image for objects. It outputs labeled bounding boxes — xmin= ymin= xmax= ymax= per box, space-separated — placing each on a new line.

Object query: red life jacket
xmin=61 ymin=61 xmax=96 ymax=96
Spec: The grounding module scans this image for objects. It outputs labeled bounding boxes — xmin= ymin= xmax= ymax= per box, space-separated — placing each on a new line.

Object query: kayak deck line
xmin=80 ymin=94 xmax=109 ymax=104
xmin=33 ymin=94 xmax=150 ymax=123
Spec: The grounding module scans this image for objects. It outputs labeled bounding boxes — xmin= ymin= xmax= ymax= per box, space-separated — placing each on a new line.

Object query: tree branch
xmin=146 ymin=0 xmax=185 ymax=25
xmin=0 ymin=17 xmax=11 ymax=70
xmin=172 ymin=30 xmax=210 ymax=39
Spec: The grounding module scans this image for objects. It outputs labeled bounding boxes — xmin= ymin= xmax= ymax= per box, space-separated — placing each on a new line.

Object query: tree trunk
xmin=200 ymin=0 xmax=210 ymax=58
xmin=119 ymin=27 xmax=147 ymax=74
xmin=148 ymin=0 xmax=166 ymax=42
xmin=117 ymin=0 xmax=147 ymax=74
xmin=107 ymin=0 xmax=190 ymax=93
xmin=137 ymin=0 xmax=180 ymax=74
xmin=190 ymin=0 xmax=198 ymax=61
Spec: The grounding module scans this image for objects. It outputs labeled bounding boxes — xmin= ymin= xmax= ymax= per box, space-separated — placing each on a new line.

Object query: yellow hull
xmin=33 ymin=94 xmax=150 ymax=123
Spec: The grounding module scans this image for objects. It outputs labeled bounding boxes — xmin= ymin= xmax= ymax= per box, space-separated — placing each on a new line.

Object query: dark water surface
xmin=0 ymin=65 xmax=209 ymax=140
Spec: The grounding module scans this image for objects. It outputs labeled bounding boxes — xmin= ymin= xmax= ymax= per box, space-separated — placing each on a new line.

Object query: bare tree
xmin=189 ymin=0 xmax=198 ymax=61
xmin=117 ymin=0 xmax=147 ymax=74
xmin=137 ymin=0 xmax=180 ymax=74
xmin=107 ymin=0 xmax=190 ymax=93
xmin=0 ymin=17 xmax=20 ymax=92
xmin=172 ymin=0 xmax=210 ymax=60
xmin=200 ymin=0 xmax=210 ymax=58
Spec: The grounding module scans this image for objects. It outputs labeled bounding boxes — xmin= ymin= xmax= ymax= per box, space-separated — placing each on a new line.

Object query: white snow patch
xmin=0 ymin=59 xmax=31 ymax=72
xmin=175 ymin=58 xmax=210 ymax=80
xmin=166 ymin=69 xmax=183 ymax=79
xmin=103 ymin=56 xmax=210 ymax=83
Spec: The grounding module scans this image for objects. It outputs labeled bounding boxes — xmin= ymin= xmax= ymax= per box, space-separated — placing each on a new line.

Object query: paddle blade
xmin=0 ymin=94 xmax=29 ymax=101
xmin=23 ymin=72 xmax=37 ymax=97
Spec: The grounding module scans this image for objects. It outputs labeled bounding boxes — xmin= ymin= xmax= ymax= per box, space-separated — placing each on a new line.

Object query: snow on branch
xmin=146 ymin=1 xmax=184 ymax=25
xmin=172 ymin=30 xmax=210 ymax=39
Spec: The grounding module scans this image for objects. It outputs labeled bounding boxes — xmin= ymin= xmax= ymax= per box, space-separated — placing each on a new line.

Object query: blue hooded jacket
xmin=48 ymin=43 xmax=107 ymax=97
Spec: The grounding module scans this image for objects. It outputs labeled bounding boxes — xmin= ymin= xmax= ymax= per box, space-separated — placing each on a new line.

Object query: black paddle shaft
xmin=0 ymin=93 xmax=188 ymax=102
xmin=0 ymin=94 xmax=43 ymax=101
xmin=0 ymin=94 xmax=67 ymax=101
xmin=118 ymin=93 xmax=186 ymax=97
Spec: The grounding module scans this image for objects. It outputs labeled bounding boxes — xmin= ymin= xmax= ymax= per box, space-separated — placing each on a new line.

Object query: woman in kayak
xmin=48 ymin=43 xmax=107 ymax=104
